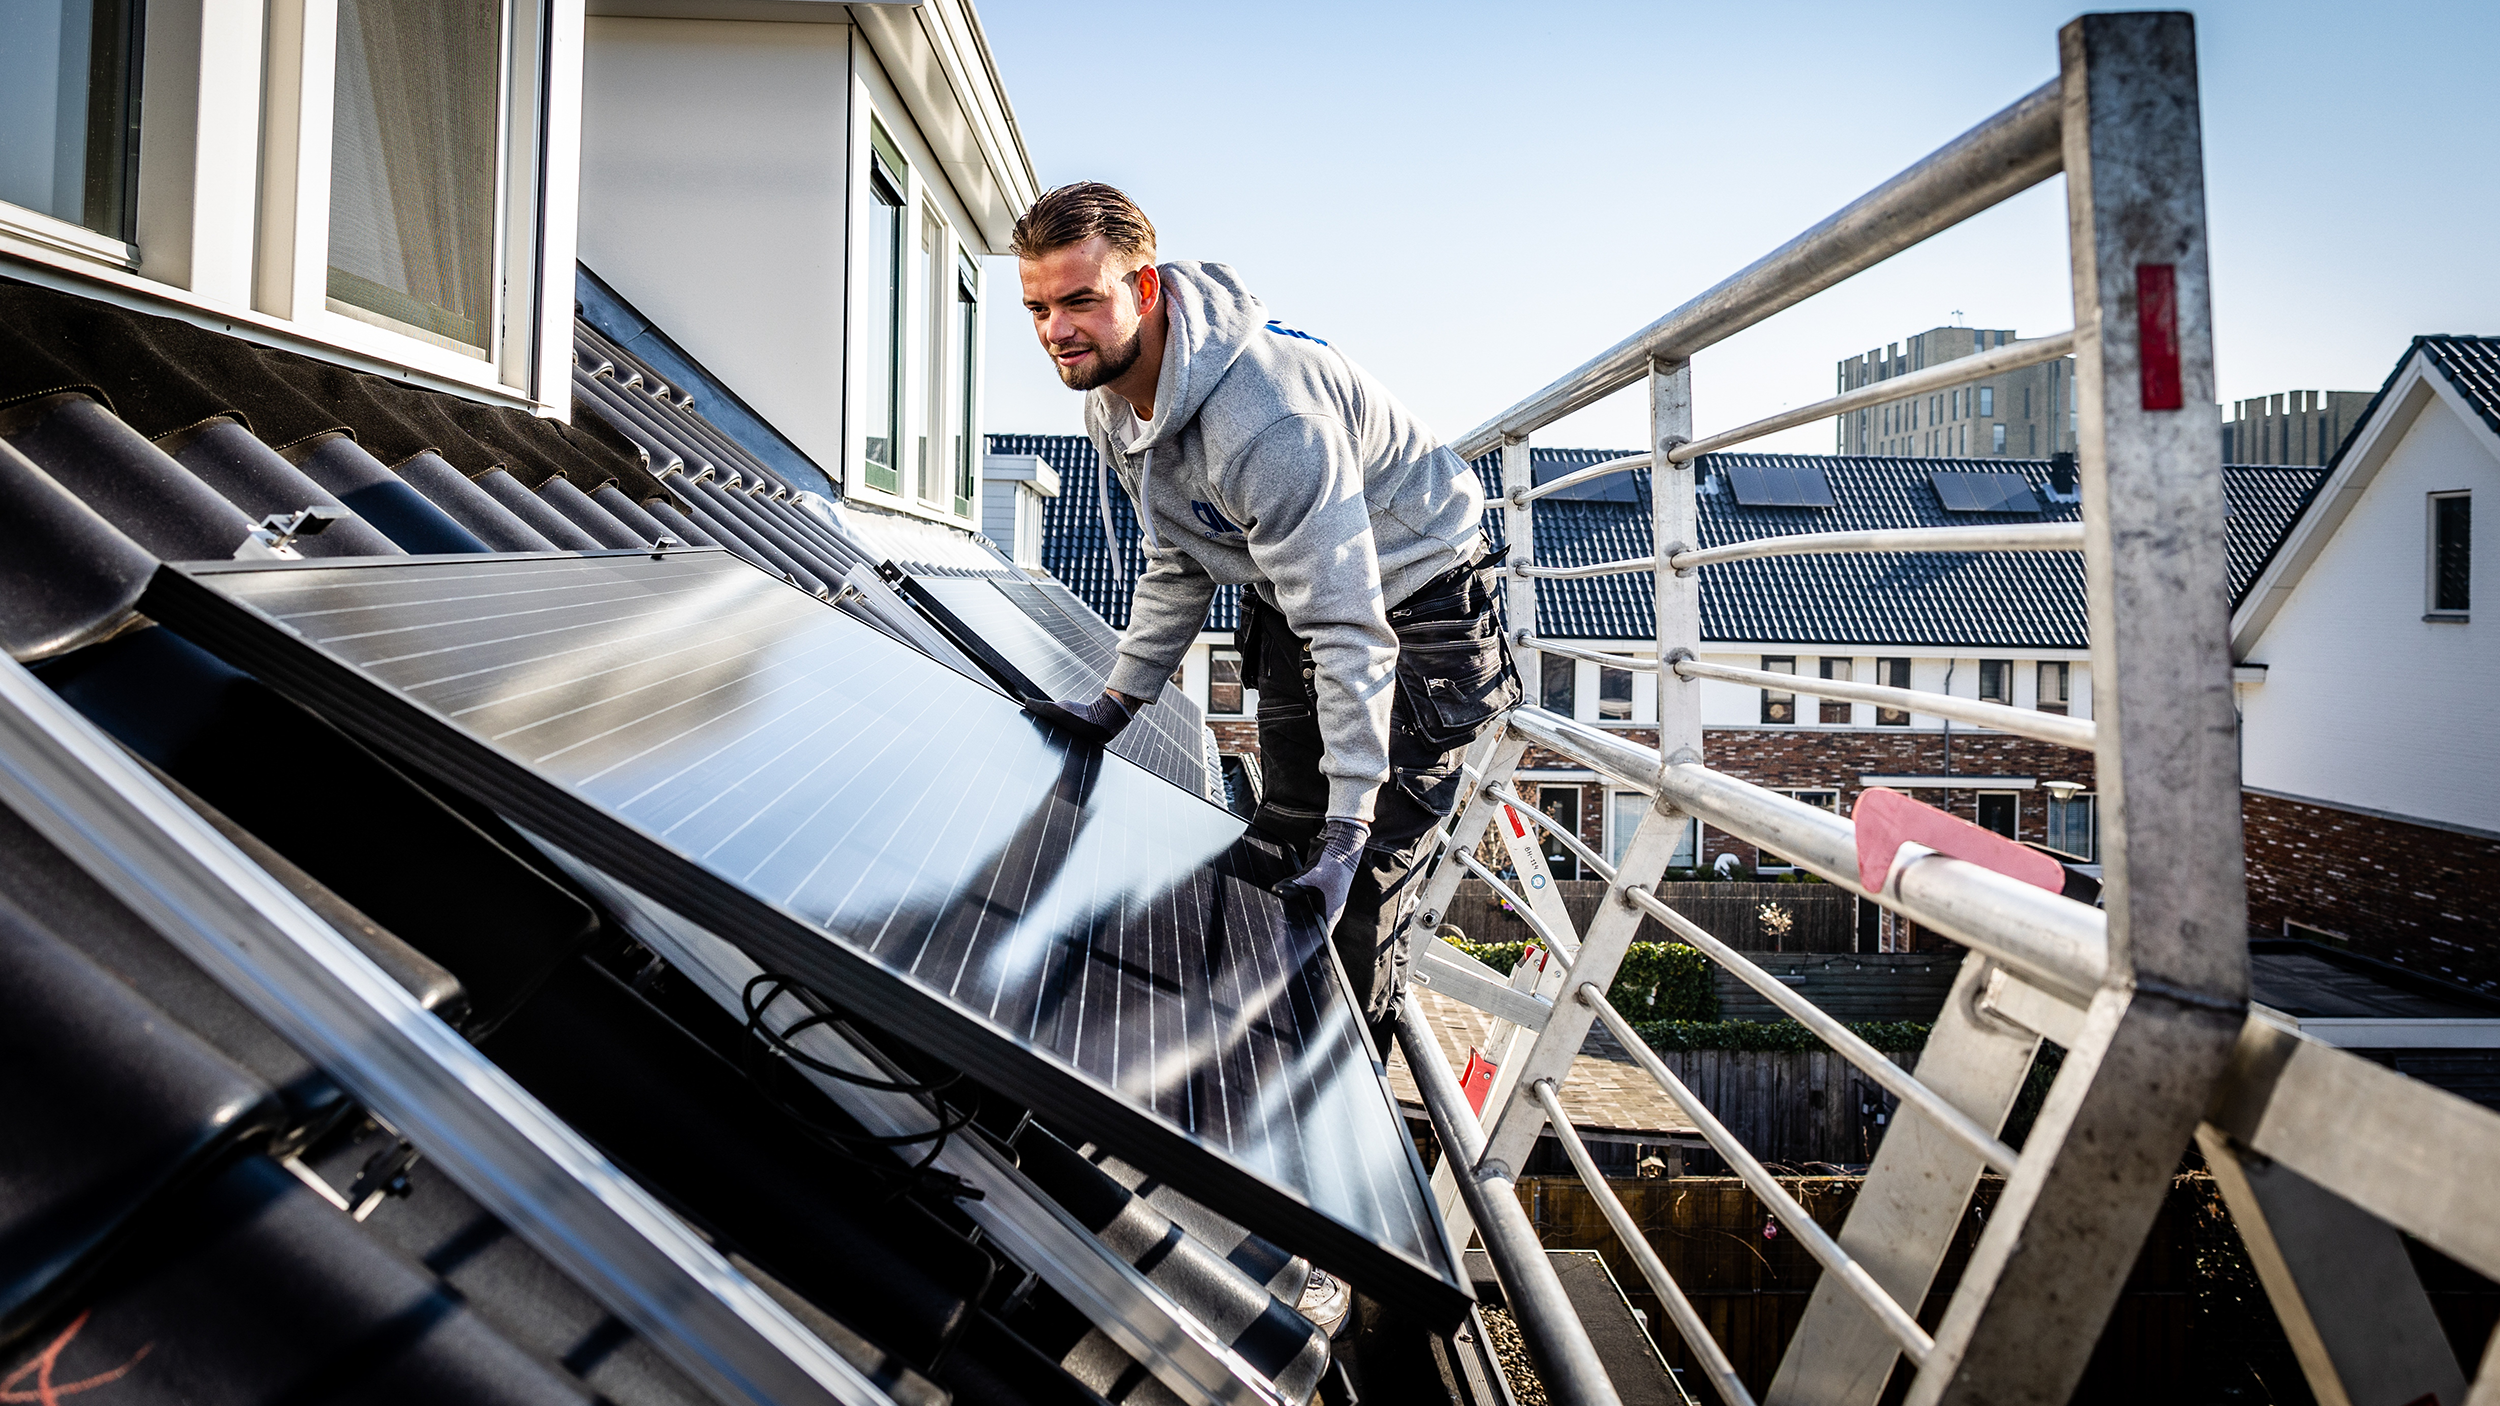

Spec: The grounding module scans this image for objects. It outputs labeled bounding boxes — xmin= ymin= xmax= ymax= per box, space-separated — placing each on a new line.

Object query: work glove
xmin=1277 ymin=817 xmax=1371 ymax=936
xmin=1026 ymin=691 xmax=1136 ymax=746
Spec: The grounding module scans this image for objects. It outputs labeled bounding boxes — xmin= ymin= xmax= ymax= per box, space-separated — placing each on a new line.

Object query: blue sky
xmin=976 ymin=0 xmax=2498 ymax=457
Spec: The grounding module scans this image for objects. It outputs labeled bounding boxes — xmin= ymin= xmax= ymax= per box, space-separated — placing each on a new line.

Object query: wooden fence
xmin=1442 ymin=879 xmax=1856 ymax=955
xmin=1709 ymin=953 xmax=1959 ymax=1025
xmin=1510 ymin=1175 xmax=2232 ymax=1404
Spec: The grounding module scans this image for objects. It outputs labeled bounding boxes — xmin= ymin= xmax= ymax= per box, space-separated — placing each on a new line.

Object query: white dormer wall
xmin=2234 ymin=352 xmax=2500 ymax=834
xmin=578 ymin=1 xmax=1035 ymax=524
xmin=1542 ymin=646 xmax=2092 ymax=730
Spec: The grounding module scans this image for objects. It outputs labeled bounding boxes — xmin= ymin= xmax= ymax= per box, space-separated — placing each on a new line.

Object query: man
xmin=1015 ymin=182 xmax=1517 ymax=1042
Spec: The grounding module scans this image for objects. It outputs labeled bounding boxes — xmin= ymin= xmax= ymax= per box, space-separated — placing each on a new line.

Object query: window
xmin=1538 ymin=787 xmax=1581 ymax=882
xmin=2431 ymin=492 xmax=2471 ymax=616
xmin=1978 ymin=387 xmax=1995 ymax=418
xmin=2029 ymin=425 xmax=2037 ymax=455
xmin=1993 ymin=423 xmax=2007 ymax=454
xmin=0 ymin=0 xmax=140 ymax=239
xmin=1599 ymin=666 xmax=1633 ymax=721
xmin=861 ymin=125 xmax=907 ymax=494
xmin=327 ymin=0 xmax=505 ymax=353
xmin=1875 ymin=657 xmax=1910 ymax=725
xmin=2046 ymin=791 xmax=2096 ymax=861
xmin=1762 ymin=790 xmax=1838 ymax=871
xmin=1978 ymin=659 xmax=2009 ymax=705
xmin=1207 ymin=647 xmax=1245 ymax=716
xmin=954 ymin=257 xmax=980 ymax=516
xmin=2037 ymin=661 xmax=2070 ymax=715
xmin=2024 ymin=386 xmax=2032 ymax=418
xmin=918 ymin=208 xmax=946 ymax=505
xmin=1610 ymin=794 xmax=1696 ymax=870
xmin=1759 ymin=656 xmax=1796 ymax=724
xmin=1818 ymin=657 xmax=1851 ymax=724
xmin=1541 ymin=653 xmax=1575 ymax=715
xmin=1976 ymin=791 xmax=2018 ymax=839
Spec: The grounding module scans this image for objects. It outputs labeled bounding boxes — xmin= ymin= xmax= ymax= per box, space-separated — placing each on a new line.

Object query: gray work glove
xmin=1026 ymin=691 xmax=1136 ymax=746
xmin=1278 ymin=818 xmax=1371 ymax=936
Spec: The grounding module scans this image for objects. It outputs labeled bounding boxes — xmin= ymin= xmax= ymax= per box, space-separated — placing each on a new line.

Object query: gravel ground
xmin=1477 ymin=1308 xmax=1548 ymax=1406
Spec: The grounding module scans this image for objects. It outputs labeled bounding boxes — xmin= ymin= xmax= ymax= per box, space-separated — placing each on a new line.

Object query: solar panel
xmin=143 ymin=550 xmax=1464 ymax=1320
xmin=899 ymin=576 xmax=1211 ymax=800
xmin=1723 ymin=460 xmax=1837 ymax=508
xmin=1929 ymin=471 xmax=2045 ymax=515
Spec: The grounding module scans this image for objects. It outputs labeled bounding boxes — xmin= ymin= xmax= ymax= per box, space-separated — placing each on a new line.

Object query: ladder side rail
xmin=1672 ymin=660 xmax=2096 ymax=750
xmin=1395 ymin=991 xmax=1623 ymax=1406
xmin=1620 ymin=887 xmax=2018 ymax=1176
xmin=1527 ymin=1079 xmax=1756 ymax=1406
xmin=1581 ymin=987 xmax=1933 ymax=1365
xmin=1765 ymin=954 xmax=2045 ymax=1406
xmin=1667 ymin=521 xmax=2082 ymax=569
xmin=1907 ymin=18 xmax=2249 ymax=1402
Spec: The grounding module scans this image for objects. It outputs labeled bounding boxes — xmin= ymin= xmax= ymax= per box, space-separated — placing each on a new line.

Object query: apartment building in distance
xmin=1836 ymin=324 xmax=2078 ymax=459
xmin=2223 ymin=388 xmax=2374 ymax=465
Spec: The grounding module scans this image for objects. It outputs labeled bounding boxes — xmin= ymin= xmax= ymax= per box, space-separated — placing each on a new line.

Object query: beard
xmin=1054 ymin=325 xmax=1145 ymax=391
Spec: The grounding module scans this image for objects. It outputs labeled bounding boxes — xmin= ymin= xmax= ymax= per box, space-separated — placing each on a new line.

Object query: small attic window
xmin=1931 ymin=471 xmax=2043 ymax=515
xmin=1726 ymin=460 xmax=1835 ymax=508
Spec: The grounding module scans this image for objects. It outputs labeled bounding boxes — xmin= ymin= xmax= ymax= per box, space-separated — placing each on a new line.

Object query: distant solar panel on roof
xmin=1723 ymin=461 xmax=1836 ymax=508
xmin=907 ymin=574 xmax=1211 ymax=799
xmin=1930 ymin=472 xmax=2044 ymax=515
xmin=144 ymin=550 xmax=1464 ymax=1320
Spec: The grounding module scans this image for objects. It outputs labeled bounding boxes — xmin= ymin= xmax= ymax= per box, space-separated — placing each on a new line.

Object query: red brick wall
xmin=2242 ymin=792 xmax=2500 ymax=996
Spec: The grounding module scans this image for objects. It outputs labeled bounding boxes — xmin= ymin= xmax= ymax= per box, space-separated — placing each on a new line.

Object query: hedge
xmin=1448 ymin=940 xmax=1719 ymax=1023
xmin=1630 ymin=1019 xmax=1934 ymax=1053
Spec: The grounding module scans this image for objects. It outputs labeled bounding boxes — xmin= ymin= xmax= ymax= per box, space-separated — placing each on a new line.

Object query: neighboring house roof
xmin=2417 ymin=335 xmax=2500 ymax=440
xmin=2233 ymin=334 xmax=2500 ymax=655
xmin=1004 ymin=431 xmax=2319 ymax=649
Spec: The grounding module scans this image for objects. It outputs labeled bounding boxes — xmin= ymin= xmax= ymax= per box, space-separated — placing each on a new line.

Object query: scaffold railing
xmin=1394 ymin=14 xmax=2500 ymax=1406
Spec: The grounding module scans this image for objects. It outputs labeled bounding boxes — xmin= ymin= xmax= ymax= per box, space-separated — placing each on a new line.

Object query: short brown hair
xmin=1010 ymin=182 xmax=1157 ymax=264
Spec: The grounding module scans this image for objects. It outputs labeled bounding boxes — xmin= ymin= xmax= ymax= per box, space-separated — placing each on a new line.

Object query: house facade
xmin=2231 ymin=335 xmax=2500 ymax=992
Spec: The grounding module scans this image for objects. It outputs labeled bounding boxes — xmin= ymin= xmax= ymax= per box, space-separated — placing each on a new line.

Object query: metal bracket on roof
xmin=650 ymin=535 xmax=678 ymax=560
xmin=235 ymin=506 xmax=349 ymax=560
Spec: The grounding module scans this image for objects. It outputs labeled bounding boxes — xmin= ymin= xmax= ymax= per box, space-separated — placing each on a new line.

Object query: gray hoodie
xmin=1091 ymin=262 xmax=1485 ymax=822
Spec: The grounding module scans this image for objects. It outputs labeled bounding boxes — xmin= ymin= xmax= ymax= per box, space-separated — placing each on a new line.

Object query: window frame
xmin=1975 ymin=790 xmax=2019 ymax=840
xmin=1206 ymin=646 xmax=1247 ymax=717
xmin=1978 ymin=658 xmax=2010 ymax=706
xmin=2429 ymin=490 xmax=2471 ymax=619
xmin=1978 ymin=385 xmax=1994 ymax=418
xmin=1759 ymin=655 xmax=1796 ymax=725
xmin=954 ymin=253 xmax=980 ymax=519
xmin=2045 ymin=790 xmax=2097 ymax=862
xmin=1817 ymin=657 xmax=1852 ymax=725
xmin=0 ymin=0 xmax=145 ymax=247
xmin=1874 ymin=656 xmax=1911 ymax=726
xmin=1598 ymin=664 xmax=1633 ymax=722
xmin=1540 ymin=652 xmax=1576 ymax=717
xmin=0 ymin=0 xmax=578 ymax=413
xmin=857 ymin=132 xmax=908 ymax=495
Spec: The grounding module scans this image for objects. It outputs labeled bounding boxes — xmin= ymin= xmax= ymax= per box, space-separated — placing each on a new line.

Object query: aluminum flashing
xmin=142 ymin=549 xmax=1465 ymax=1320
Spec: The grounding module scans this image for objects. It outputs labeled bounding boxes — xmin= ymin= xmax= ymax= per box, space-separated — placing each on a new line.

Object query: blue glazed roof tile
xmin=1008 ymin=433 xmax=2322 ymax=649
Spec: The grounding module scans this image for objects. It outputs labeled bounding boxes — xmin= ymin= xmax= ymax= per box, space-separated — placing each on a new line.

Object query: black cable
xmin=738 ymin=972 xmax=984 ymax=1202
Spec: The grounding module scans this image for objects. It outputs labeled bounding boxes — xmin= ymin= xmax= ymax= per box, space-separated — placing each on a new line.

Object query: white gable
xmin=2236 ymin=350 xmax=2500 ymax=833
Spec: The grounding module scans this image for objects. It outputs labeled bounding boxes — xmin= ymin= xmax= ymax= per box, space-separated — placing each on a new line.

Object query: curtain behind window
xmin=328 ymin=0 xmax=501 ymax=351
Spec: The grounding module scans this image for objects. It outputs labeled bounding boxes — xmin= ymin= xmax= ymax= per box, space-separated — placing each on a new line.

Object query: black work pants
xmin=1239 ymin=553 xmax=1519 ymax=1044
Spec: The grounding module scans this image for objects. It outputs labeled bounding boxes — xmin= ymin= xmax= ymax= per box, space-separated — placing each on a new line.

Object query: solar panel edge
xmin=136 ymin=559 xmax=1471 ymax=1325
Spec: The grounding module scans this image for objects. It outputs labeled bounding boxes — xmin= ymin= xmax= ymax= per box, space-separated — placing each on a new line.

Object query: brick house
xmin=987 ymin=434 xmax=2320 ymax=916
xmin=2231 ymin=336 xmax=2500 ymax=992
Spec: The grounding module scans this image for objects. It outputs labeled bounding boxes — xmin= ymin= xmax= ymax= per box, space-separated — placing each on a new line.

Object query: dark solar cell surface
xmin=910 ymin=577 xmax=1210 ymax=799
xmin=1724 ymin=460 xmax=1836 ymax=508
xmin=1930 ymin=472 xmax=2044 ymax=515
xmin=147 ymin=550 xmax=1460 ymax=1316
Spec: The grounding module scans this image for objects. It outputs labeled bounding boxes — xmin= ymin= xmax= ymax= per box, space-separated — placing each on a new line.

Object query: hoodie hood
xmin=1094 ymin=262 xmax=1263 ymax=451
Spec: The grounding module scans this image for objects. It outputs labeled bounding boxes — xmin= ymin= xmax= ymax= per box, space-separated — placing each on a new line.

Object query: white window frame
xmin=2045 ymin=790 xmax=2098 ymax=862
xmin=847 ymin=80 xmax=987 ymax=528
xmin=0 ymin=0 xmax=578 ymax=414
xmin=2428 ymin=490 xmax=2471 ymax=619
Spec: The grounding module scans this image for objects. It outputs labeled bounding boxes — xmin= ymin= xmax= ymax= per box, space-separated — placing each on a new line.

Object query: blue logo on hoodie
xmin=1190 ymin=501 xmax=1245 ymax=541
xmin=1264 ymin=319 xmax=1328 ymax=346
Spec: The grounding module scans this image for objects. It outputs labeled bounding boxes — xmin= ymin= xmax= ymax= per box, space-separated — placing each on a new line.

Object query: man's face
xmin=1021 ymin=236 xmax=1156 ymax=391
